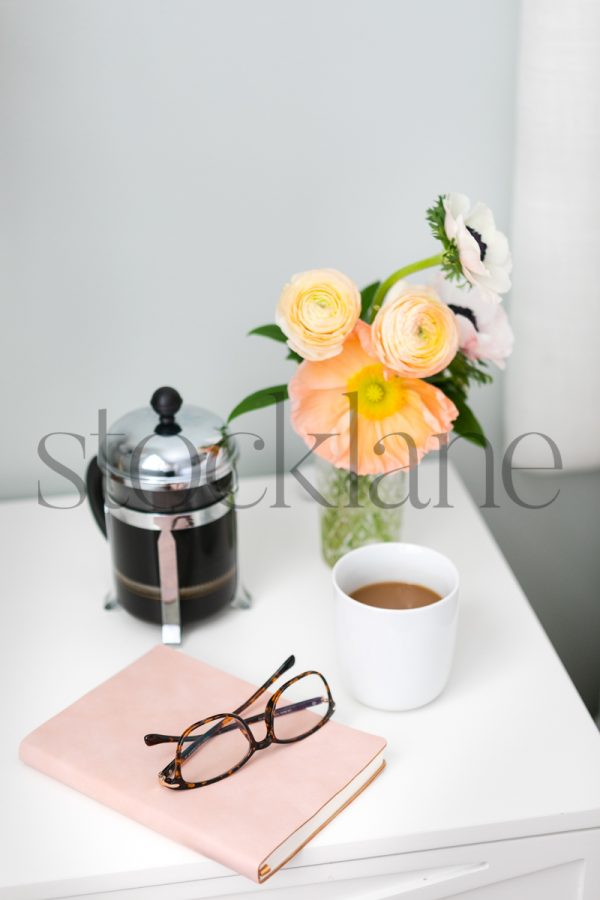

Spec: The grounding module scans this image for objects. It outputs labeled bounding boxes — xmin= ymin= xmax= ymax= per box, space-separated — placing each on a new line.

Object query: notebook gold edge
xmin=258 ymin=758 xmax=386 ymax=884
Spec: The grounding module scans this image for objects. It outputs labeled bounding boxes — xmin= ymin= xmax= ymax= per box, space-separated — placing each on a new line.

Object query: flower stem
xmin=367 ymin=253 xmax=444 ymax=321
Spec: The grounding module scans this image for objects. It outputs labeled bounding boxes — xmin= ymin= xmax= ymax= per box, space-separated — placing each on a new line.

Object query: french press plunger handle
xmin=151 ymin=386 xmax=182 ymax=435
xmin=150 ymin=387 xmax=183 ymax=434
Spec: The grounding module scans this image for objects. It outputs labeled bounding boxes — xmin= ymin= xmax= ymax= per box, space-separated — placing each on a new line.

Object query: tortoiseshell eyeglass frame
xmin=144 ymin=654 xmax=335 ymax=791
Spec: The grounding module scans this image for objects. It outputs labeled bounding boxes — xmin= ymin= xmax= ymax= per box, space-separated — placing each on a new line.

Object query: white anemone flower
xmin=443 ymin=193 xmax=512 ymax=297
xmin=435 ymin=276 xmax=514 ymax=369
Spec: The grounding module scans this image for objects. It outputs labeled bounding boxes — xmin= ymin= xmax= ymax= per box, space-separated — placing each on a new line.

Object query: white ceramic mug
xmin=332 ymin=542 xmax=459 ymax=711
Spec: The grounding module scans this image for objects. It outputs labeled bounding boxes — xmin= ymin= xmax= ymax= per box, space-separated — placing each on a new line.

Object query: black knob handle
xmin=151 ymin=386 xmax=182 ymax=434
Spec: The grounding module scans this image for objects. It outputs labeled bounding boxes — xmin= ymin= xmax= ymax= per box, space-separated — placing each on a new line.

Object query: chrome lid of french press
xmin=99 ymin=386 xmax=237 ymax=491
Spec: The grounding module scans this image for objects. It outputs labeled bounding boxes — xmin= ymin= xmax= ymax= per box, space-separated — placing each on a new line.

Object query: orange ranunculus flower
xmin=371 ymin=282 xmax=459 ymax=378
xmin=289 ymin=321 xmax=458 ymax=475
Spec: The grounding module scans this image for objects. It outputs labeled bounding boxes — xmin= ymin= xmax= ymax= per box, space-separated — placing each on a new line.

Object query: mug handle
xmin=86 ymin=456 xmax=107 ymax=537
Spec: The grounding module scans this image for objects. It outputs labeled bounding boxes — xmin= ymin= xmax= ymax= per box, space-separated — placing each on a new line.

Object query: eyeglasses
xmin=144 ymin=655 xmax=335 ymax=790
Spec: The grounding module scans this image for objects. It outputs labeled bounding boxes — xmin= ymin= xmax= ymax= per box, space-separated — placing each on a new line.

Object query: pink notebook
xmin=20 ymin=646 xmax=386 ymax=883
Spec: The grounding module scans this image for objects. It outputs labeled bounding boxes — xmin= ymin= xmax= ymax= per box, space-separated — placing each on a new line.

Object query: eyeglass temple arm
xmin=144 ymin=694 xmax=324 ymax=747
xmin=145 ymin=656 xmax=297 ymax=748
xmin=232 ymin=654 xmax=296 ymax=716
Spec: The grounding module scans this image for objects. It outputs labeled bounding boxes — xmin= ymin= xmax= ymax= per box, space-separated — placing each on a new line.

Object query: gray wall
xmin=490 ymin=470 xmax=600 ymax=715
xmin=2 ymin=1 xmax=599 ymax=712
xmin=1 ymin=0 xmax=516 ymax=495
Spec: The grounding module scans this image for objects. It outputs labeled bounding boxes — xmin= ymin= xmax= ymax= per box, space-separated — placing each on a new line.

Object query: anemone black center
xmin=466 ymin=226 xmax=488 ymax=261
xmin=448 ymin=304 xmax=479 ymax=331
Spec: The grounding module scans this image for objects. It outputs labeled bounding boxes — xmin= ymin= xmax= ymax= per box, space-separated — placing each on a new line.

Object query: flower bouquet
xmin=230 ymin=193 xmax=514 ymax=565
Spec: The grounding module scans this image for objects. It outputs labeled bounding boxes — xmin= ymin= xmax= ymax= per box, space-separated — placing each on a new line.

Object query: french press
xmin=86 ymin=387 xmax=239 ymax=644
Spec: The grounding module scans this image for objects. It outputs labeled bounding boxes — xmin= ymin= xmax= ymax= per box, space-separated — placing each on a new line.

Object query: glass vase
xmin=315 ymin=457 xmax=406 ymax=568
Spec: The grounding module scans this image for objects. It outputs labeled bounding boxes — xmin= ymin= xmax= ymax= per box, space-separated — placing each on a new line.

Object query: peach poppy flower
xmin=289 ymin=321 xmax=458 ymax=475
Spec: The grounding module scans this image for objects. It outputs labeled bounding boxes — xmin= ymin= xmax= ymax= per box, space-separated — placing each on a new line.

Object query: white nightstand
xmin=2 ymin=463 xmax=600 ymax=899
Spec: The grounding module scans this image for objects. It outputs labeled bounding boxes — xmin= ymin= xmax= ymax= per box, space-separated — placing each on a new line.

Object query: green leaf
xmin=227 ymin=385 xmax=288 ymax=423
xmin=426 ymin=195 xmax=448 ymax=248
xmin=360 ymin=281 xmax=381 ymax=321
xmin=450 ymin=394 xmax=487 ymax=448
xmin=425 ymin=195 xmax=466 ymax=284
xmin=448 ymin=352 xmax=493 ymax=389
xmin=425 ymin=352 xmax=490 ymax=447
xmin=427 ymin=352 xmax=493 ymax=393
xmin=248 ymin=323 xmax=288 ymax=343
xmin=248 ymin=324 xmax=303 ymax=363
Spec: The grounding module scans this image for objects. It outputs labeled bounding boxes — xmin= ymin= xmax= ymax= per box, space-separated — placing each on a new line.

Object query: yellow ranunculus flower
xmin=276 ymin=269 xmax=361 ymax=361
xmin=372 ymin=282 xmax=459 ymax=378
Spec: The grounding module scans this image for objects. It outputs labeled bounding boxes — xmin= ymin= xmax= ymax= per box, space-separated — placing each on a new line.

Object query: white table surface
xmin=2 ymin=462 xmax=600 ymax=897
